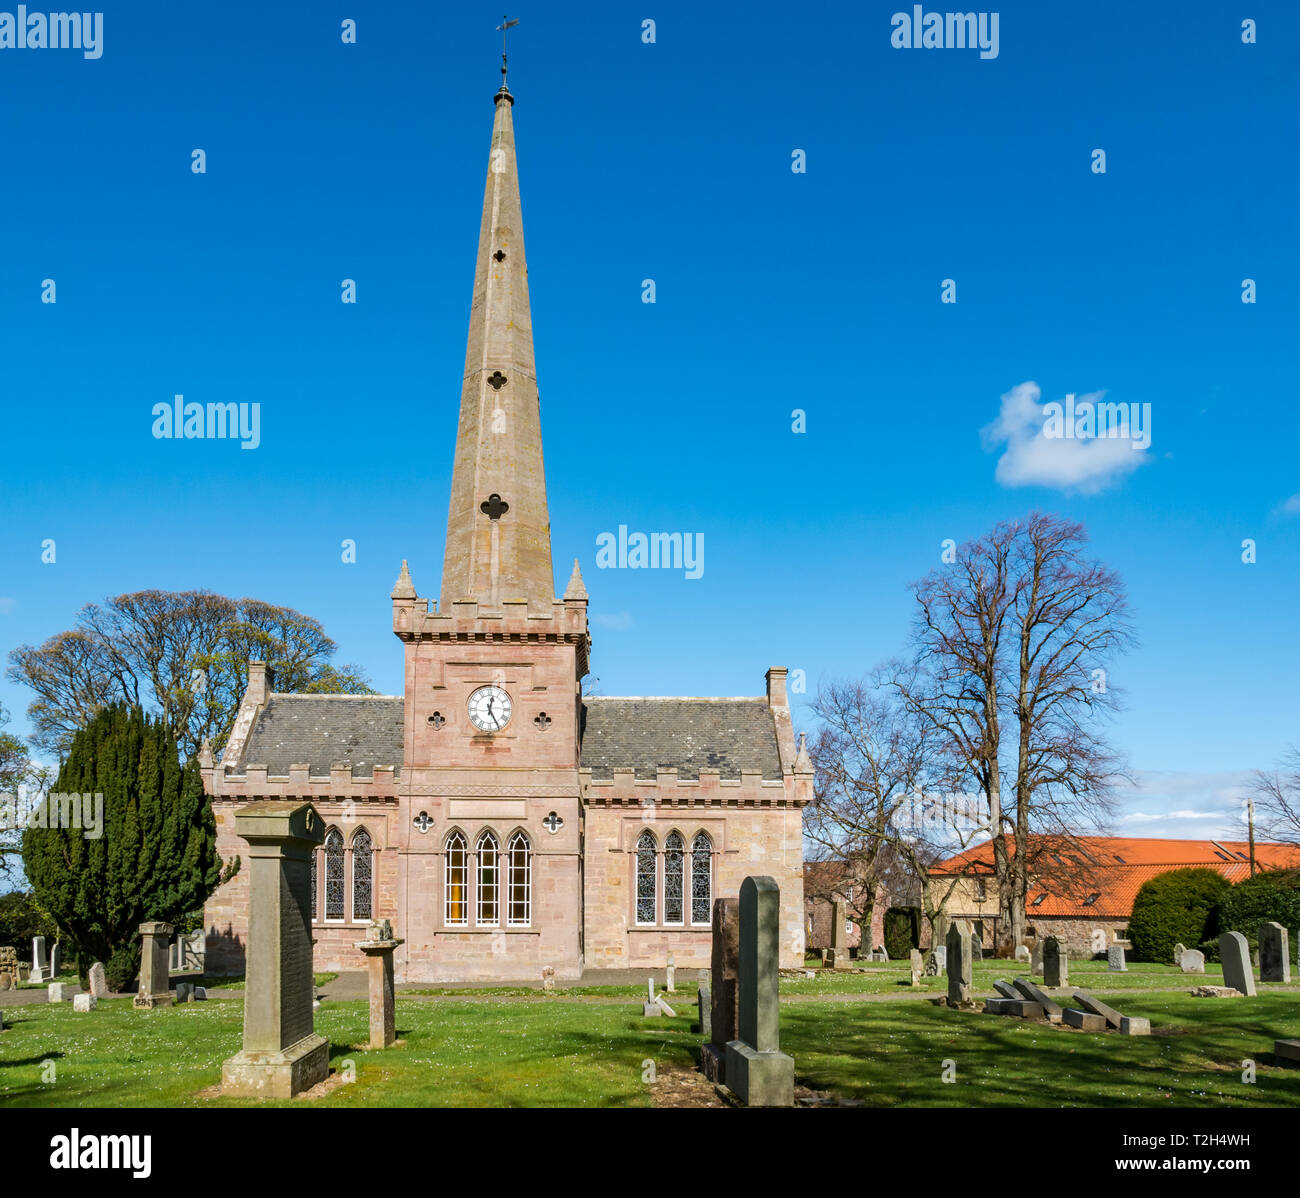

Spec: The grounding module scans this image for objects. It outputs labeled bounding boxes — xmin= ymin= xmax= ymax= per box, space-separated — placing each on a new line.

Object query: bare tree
xmin=1249 ymin=746 xmax=1300 ymax=849
xmin=896 ymin=513 xmax=1132 ymax=950
xmin=8 ymin=590 xmax=373 ymax=761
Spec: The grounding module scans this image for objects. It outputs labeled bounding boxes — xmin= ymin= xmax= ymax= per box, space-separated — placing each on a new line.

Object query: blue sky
xmin=1 ymin=2 xmax=1297 ymax=841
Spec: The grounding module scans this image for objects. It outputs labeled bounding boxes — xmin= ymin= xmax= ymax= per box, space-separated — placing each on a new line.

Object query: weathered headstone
xmin=697 ymin=983 xmax=712 ymax=1039
xmin=1030 ymin=940 xmax=1045 ymax=976
xmin=221 ymin=801 xmax=329 ymax=1098
xmin=993 ymin=979 xmax=1021 ymax=1000
xmin=702 ymin=897 xmax=740 ymax=1083
xmin=1072 ymin=988 xmax=1122 ymax=1029
xmin=88 ymin=961 xmax=109 ymax=998
xmin=48 ymin=982 xmax=74 ymax=1002
xmin=969 ymin=935 xmax=982 ymax=963
xmin=1259 ymin=922 xmax=1290 ymax=984
xmin=0 ymin=971 xmax=11 ymax=991
xmin=1063 ymin=1008 xmax=1105 ymax=1031
xmin=1180 ymin=949 xmax=1205 ymax=974
xmin=356 ymin=920 xmax=404 ymax=1049
xmin=643 ymin=976 xmax=660 ymax=1017
xmin=1219 ymin=931 xmax=1256 ymax=996
xmin=724 ymin=876 xmax=794 ymax=1107
xmin=30 ymin=936 xmax=50 ymax=984
xmin=49 ymin=942 xmax=62 ymax=978
xmin=666 ymin=950 xmax=676 ymax=993
xmin=541 ymin=965 xmax=556 ymax=992
xmin=1014 ymin=944 xmax=1030 ymax=964
xmin=1043 ymin=936 xmax=1069 ymax=988
xmin=909 ymin=948 xmax=923 ymax=986
xmin=1012 ymin=977 xmax=1064 ymax=1023
xmin=72 ymin=993 xmax=96 ymax=1013
xmin=175 ymin=982 xmax=194 ymax=1003
xmin=1172 ymin=942 xmax=1186 ymax=964
xmin=946 ymin=920 xmax=973 ymax=1007
xmin=827 ymin=897 xmax=850 ymax=970
xmin=194 ymin=986 xmax=208 ymax=1000
xmin=133 ymin=922 xmax=174 ymax=1008
xmin=655 ymin=994 xmax=677 ymax=1017
xmin=1106 ymin=944 xmax=1127 ymax=972
xmin=1120 ymin=1016 xmax=1150 ymax=1036
xmin=924 ymin=945 xmax=947 ymax=976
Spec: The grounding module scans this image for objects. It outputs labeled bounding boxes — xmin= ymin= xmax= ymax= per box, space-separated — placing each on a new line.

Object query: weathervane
xmin=497 ymin=14 xmax=519 ymax=88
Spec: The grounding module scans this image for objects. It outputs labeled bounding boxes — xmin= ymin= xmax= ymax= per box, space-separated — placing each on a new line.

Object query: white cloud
xmin=1280 ymin=492 xmax=1300 ymax=515
xmin=981 ymin=380 xmax=1151 ymax=494
xmin=1108 ymin=770 xmax=1253 ymax=841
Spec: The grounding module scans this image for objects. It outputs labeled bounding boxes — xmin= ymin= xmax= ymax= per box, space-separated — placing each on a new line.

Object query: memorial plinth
xmin=133 ymin=922 xmax=174 ymax=1008
xmin=222 ymin=801 xmax=329 ymax=1098
xmin=356 ymin=921 xmax=403 ymax=1049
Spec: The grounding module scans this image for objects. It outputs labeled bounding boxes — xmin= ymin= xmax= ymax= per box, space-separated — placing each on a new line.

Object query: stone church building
xmin=200 ymin=76 xmax=811 ymax=983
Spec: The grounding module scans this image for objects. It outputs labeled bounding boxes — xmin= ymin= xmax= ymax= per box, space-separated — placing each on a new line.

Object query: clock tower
xmin=389 ymin=76 xmax=591 ymax=982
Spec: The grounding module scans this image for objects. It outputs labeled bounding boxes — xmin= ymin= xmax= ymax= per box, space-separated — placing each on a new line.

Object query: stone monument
xmin=1043 ymin=935 xmax=1068 ymax=988
xmin=49 ymin=942 xmax=62 ymax=978
xmin=356 ymin=919 xmax=403 ymax=1049
xmin=946 ymin=920 xmax=973 ymax=1006
xmin=1259 ymin=921 xmax=1291 ymax=984
xmin=221 ymin=800 xmax=329 ymax=1098
xmin=701 ymin=897 xmax=740 ymax=1083
xmin=1107 ymin=944 xmax=1127 ymax=972
xmin=697 ymin=982 xmax=711 ymax=1039
xmin=30 ymin=936 xmax=50 ymax=984
xmin=827 ymin=897 xmax=850 ymax=969
xmin=133 ymin=922 xmax=174 ymax=1008
xmin=88 ymin=961 xmax=109 ymax=998
xmin=1219 ymin=931 xmax=1256 ymax=996
xmin=724 ymin=876 xmax=794 ymax=1107
xmin=1179 ymin=948 xmax=1205 ymax=974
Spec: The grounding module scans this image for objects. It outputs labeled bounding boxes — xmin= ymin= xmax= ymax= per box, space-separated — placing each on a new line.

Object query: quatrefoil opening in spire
xmin=480 ymin=493 xmax=510 ymax=521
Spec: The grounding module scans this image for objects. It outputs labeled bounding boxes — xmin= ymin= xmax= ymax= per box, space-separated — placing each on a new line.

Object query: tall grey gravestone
xmin=828 ymin=897 xmax=850 ymax=969
xmin=222 ymin=801 xmax=329 ymax=1098
xmin=1259 ymin=922 xmax=1290 ymax=984
xmin=725 ymin=876 xmax=795 ymax=1107
xmin=946 ymin=920 xmax=973 ymax=1006
xmin=49 ymin=942 xmax=61 ymax=978
xmin=1043 ymin=935 xmax=1069 ymax=988
xmin=1219 ymin=931 xmax=1256 ymax=996
xmin=1030 ymin=939 xmax=1045 ymax=976
xmin=1107 ymin=944 xmax=1127 ymax=972
xmin=88 ymin=962 xmax=109 ymax=999
xmin=30 ymin=936 xmax=50 ymax=984
xmin=134 ymin=922 xmax=174 ymax=1008
xmin=701 ymin=897 xmax=740 ymax=1083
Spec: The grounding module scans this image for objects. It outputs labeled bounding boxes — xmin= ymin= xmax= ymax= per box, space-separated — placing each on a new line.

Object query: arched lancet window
xmin=663 ymin=831 xmax=685 ymax=926
xmin=310 ymin=843 xmax=318 ymax=920
xmin=477 ymin=830 xmax=500 ymax=927
xmin=324 ymin=828 xmax=345 ymax=921
xmin=506 ymin=831 xmax=531 ymax=927
xmin=690 ymin=832 xmax=713 ymax=925
xmin=352 ymin=828 xmax=373 ymax=922
xmin=635 ymin=830 xmax=657 ymax=925
xmin=445 ymin=831 xmax=468 ymax=926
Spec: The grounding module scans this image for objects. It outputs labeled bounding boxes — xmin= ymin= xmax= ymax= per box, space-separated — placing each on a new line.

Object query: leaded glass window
xmin=324 ymin=828 xmax=345 ymax=921
xmin=506 ymin=831 xmax=531 ymax=927
xmin=663 ymin=831 xmax=684 ymax=925
xmin=352 ymin=828 xmax=373 ymax=922
xmin=445 ymin=831 xmax=468 ymax=926
xmin=310 ymin=846 xmax=318 ymax=920
xmin=477 ymin=830 xmax=500 ymax=926
xmin=690 ymin=832 xmax=712 ymax=925
xmin=635 ymin=830 xmax=657 ymax=925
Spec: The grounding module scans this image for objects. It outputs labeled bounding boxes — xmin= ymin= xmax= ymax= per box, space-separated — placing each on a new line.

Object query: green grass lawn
xmin=3 ymin=985 xmax=1298 ymax=1108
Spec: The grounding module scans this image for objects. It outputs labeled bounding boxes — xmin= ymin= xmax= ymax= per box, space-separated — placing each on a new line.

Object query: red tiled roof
xmin=932 ymin=836 xmax=1300 ymax=919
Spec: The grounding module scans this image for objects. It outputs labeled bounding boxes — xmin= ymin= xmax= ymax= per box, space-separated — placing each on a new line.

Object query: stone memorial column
xmin=828 ymin=897 xmax=849 ymax=969
xmin=701 ymin=897 xmax=739 ymax=1083
xmin=133 ymin=922 xmax=174 ymax=1008
xmin=1043 ymin=935 xmax=1069 ymax=988
xmin=946 ymin=920 xmax=973 ymax=1006
xmin=724 ymin=876 xmax=795 ymax=1107
xmin=222 ymin=801 xmax=329 ymax=1098
xmin=356 ymin=920 xmax=403 ymax=1050
xmin=1259 ymin=922 xmax=1291 ymax=984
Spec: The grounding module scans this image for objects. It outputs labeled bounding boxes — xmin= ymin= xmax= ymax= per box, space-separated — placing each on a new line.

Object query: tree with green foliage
xmin=21 ymin=703 xmax=221 ymax=987
xmin=883 ymin=906 xmax=920 ymax=959
xmin=0 ymin=889 xmax=58 ymax=954
xmin=1127 ymin=867 xmax=1231 ymax=963
xmin=1218 ymin=869 xmax=1300 ymax=952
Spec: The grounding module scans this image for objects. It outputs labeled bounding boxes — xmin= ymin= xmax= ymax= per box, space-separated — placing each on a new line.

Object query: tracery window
xmin=445 ymin=831 xmax=469 ymax=926
xmin=324 ymin=828 xmax=345 ymax=921
xmin=506 ymin=831 xmax=531 ymax=927
xmin=477 ymin=830 xmax=500 ymax=926
xmin=635 ymin=830 xmax=657 ymax=925
xmin=310 ymin=843 xmax=318 ymax=920
xmin=663 ymin=831 xmax=685 ymax=926
xmin=352 ymin=828 xmax=373 ymax=921
xmin=690 ymin=832 xmax=712 ymax=925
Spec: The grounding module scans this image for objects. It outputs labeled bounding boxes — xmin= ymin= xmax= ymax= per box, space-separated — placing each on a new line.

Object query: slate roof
xmin=579 ymin=697 xmax=783 ymax=780
xmin=239 ymin=695 xmax=405 ymax=778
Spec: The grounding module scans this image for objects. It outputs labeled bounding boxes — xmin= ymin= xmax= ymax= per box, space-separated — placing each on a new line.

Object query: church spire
xmin=440 ymin=65 xmax=555 ymax=612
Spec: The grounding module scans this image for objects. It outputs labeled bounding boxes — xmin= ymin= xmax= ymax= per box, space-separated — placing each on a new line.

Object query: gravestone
xmin=541 ymin=965 xmax=556 ymax=992
xmin=73 ymin=993 xmax=96 ymax=1013
xmin=1072 ymin=988 xmax=1122 ymax=1029
xmin=1173 ymin=942 xmax=1186 ymax=964
xmin=1063 ymin=1008 xmax=1105 ymax=1031
xmin=88 ymin=961 xmax=109 ymax=998
xmin=828 ymin=897 xmax=850 ymax=969
xmin=49 ymin=942 xmax=62 ymax=978
xmin=909 ymin=948 xmax=923 ymax=986
xmin=724 ymin=876 xmax=795 ymax=1107
xmin=697 ymin=983 xmax=712 ymax=1039
xmin=643 ymin=976 xmax=660 ymax=1017
xmin=655 ymin=994 xmax=677 ymax=1017
xmin=48 ymin=982 xmax=74 ymax=1002
xmin=221 ymin=801 xmax=329 ymax=1098
xmin=1219 ymin=931 xmax=1256 ymax=996
xmin=1106 ymin=944 xmax=1127 ymax=972
xmin=946 ymin=920 xmax=973 ymax=1006
xmin=925 ymin=945 xmax=947 ymax=976
xmin=1043 ymin=936 xmax=1069 ymax=988
xmin=1259 ymin=921 xmax=1290 ymax=984
xmin=175 ymin=982 xmax=194 ymax=1003
xmin=1030 ymin=940 xmax=1045 ymax=976
xmin=0 ymin=971 xmax=11 ymax=991
xmin=701 ymin=897 xmax=740 ymax=1083
xmin=1120 ymin=1016 xmax=1150 ymax=1036
xmin=1013 ymin=977 xmax=1064 ymax=1024
xmin=666 ymin=951 xmax=676 ymax=993
xmin=969 ymin=936 xmax=982 ymax=963
xmin=134 ymin=922 xmax=174 ymax=1008
xmin=30 ymin=936 xmax=50 ymax=984
xmin=1179 ymin=949 xmax=1205 ymax=974
xmin=356 ymin=920 xmax=403 ymax=1049
xmin=1014 ymin=945 xmax=1030 ymax=964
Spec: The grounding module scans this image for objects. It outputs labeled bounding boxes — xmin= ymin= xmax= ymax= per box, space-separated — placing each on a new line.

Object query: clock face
xmin=467 ymin=685 xmax=512 ymax=732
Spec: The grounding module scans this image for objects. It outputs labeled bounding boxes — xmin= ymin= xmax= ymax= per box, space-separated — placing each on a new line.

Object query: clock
xmin=467 ymin=685 xmax=512 ymax=732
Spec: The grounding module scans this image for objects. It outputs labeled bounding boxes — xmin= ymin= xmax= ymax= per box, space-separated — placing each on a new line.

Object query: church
xmin=199 ymin=72 xmax=812 ymax=983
